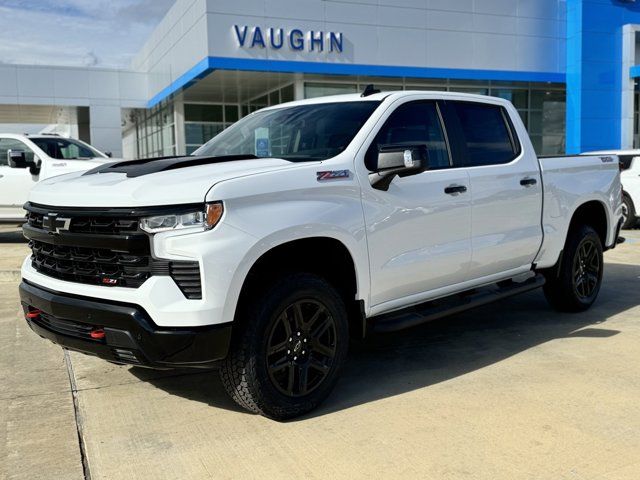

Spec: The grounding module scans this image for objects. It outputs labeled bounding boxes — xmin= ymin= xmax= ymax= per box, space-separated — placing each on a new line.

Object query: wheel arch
xmin=567 ymin=200 xmax=609 ymax=247
xmin=225 ymin=232 xmax=369 ymax=339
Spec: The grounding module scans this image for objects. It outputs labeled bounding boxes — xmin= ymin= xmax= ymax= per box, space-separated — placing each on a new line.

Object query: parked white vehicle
xmin=0 ymin=134 xmax=113 ymax=222
xmin=19 ymin=91 xmax=623 ymax=419
xmin=585 ymin=149 xmax=640 ymax=229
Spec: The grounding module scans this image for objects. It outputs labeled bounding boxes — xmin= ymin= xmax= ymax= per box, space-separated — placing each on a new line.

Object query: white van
xmin=0 ymin=134 xmax=113 ymax=221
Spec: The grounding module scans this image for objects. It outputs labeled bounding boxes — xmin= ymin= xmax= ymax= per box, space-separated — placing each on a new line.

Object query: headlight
xmin=140 ymin=202 xmax=224 ymax=233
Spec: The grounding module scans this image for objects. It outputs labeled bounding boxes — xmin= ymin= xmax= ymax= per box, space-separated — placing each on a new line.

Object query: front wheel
xmin=220 ymin=273 xmax=349 ymax=420
xmin=543 ymin=225 xmax=603 ymax=312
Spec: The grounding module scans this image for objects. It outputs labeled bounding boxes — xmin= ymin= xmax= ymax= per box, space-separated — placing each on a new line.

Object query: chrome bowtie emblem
xmin=42 ymin=214 xmax=71 ymax=235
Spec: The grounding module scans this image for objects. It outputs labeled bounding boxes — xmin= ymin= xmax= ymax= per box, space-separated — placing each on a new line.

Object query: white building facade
xmin=5 ymin=0 xmax=639 ymax=158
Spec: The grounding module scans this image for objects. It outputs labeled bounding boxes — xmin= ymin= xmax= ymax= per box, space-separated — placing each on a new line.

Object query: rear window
xmin=451 ymin=102 xmax=519 ymax=167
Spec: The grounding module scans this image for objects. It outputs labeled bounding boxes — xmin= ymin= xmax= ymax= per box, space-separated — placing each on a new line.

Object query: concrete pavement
xmin=1 ymin=226 xmax=640 ymax=479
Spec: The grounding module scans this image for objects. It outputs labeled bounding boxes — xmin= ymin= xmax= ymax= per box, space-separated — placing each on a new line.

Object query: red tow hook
xmin=26 ymin=309 xmax=41 ymax=319
xmin=90 ymin=329 xmax=106 ymax=340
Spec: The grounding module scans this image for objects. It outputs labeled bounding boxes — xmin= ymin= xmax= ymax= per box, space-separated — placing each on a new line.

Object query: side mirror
xmin=368 ymin=144 xmax=428 ymax=191
xmin=105 ymin=151 xmax=113 ymax=158
xmin=8 ymin=150 xmax=32 ymax=169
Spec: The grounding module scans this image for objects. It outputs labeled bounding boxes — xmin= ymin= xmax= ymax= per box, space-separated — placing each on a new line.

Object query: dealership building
xmin=1 ymin=0 xmax=639 ymax=159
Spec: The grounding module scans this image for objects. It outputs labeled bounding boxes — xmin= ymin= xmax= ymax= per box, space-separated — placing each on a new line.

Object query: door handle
xmin=520 ymin=177 xmax=537 ymax=187
xmin=444 ymin=184 xmax=467 ymax=195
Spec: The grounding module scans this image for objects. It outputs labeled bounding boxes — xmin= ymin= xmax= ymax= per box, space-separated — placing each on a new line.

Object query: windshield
xmin=194 ymin=101 xmax=380 ymax=161
xmin=30 ymin=137 xmax=104 ymax=160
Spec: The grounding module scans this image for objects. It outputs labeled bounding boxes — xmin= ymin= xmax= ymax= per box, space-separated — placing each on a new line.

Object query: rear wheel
xmin=621 ymin=193 xmax=636 ymax=229
xmin=543 ymin=224 xmax=603 ymax=312
xmin=220 ymin=273 xmax=349 ymax=420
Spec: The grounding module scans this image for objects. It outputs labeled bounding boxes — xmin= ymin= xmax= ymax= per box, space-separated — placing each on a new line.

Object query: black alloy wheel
xmin=543 ymin=224 xmax=603 ymax=312
xmin=266 ymin=300 xmax=337 ymax=397
xmin=220 ymin=273 xmax=349 ymax=420
xmin=572 ymin=238 xmax=601 ymax=300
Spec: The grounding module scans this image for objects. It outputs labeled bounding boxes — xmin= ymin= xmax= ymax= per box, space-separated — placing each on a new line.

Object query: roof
xmin=260 ymin=90 xmax=513 ymax=112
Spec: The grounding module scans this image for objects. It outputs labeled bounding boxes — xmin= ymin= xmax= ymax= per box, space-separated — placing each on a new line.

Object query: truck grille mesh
xmin=24 ymin=204 xmax=202 ymax=298
xmin=30 ymin=239 xmax=152 ymax=288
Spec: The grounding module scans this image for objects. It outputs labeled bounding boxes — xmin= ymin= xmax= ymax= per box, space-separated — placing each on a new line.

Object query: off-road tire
xmin=622 ymin=193 xmax=636 ymax=229
xmin=220 ymin=273 xmax=349 ymax=420
xmin=543 ymin=224 xmax=603 ymax=312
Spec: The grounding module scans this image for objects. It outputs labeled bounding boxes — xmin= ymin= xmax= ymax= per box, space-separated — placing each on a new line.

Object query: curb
xmin=0 ymin=270 xmax=21 ymax=282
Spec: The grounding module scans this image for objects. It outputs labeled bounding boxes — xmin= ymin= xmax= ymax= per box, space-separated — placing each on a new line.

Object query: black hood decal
xmin=82 ymin=154 xmax=262 ymax=178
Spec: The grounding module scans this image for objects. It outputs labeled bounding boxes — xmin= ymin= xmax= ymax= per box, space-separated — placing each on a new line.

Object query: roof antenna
xmin=361 ymin=84 xmax=380 ymax=97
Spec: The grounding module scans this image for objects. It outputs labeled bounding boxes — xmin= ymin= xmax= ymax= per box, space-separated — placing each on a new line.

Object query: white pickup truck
xmin=0 ymin=133 xmax=112 ymax=222
xmin=19 ymin=91 xmax=623 ymax=419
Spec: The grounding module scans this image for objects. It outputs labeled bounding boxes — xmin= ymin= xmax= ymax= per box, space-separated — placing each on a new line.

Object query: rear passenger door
xmin=440 ymin=101 xmax=543 ymax=280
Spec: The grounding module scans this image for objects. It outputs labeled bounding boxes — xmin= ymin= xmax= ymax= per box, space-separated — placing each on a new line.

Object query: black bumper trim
xmin=19 ymin=280 xmax=231 ymax=368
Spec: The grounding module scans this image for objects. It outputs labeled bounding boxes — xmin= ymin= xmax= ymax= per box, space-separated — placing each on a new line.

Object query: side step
xmin=369 ymin=274 xmax=546 ymax=333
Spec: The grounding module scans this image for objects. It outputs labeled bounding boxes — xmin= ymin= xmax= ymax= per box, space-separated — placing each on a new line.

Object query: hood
xmin=29 ymin=156 xmax=301 ymax=207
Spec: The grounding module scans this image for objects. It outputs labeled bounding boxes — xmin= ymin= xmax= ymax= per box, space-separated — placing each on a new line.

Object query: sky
xmin=0 ymin=0 xmax=176 ymax=68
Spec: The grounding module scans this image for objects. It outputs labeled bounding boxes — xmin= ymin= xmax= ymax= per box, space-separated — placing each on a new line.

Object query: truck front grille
xmin=23 ymin=203 xmax=203 ymax=298
xmin=27 ymin=211 xmax=139 ymax=235
xmin=30 ymin=239 xmax=152 ymax=288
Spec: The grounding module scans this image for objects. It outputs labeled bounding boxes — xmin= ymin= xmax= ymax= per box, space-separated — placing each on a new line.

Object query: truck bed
xmin=534 ymin=154 xmax=622 ymax=269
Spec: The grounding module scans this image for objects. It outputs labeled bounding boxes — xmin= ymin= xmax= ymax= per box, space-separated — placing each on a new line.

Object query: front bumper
xmin=19 ymin=280 xmax=232 ymax=369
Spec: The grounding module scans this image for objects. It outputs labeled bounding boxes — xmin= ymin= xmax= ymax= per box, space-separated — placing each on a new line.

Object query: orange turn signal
xmin=205 ymin=202 xmax=224 ymax=230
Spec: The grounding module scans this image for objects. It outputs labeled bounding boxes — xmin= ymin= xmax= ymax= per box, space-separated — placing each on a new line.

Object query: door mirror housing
xmin=8 ymin=150 xmax=33 ymax=169
xmin=368 ymin=144 xmax=428 ymax=191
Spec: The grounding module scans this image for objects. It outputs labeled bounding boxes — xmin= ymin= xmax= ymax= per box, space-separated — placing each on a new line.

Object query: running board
xmin=368 ymin=274 xmax=546 ymax=333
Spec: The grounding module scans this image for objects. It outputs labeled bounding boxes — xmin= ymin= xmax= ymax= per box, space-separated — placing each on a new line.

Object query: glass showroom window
xmin=240 ymin=84 xmax=295 ymax=118
xmin=528 ymin=89 xmax=566 ymax=155
xmin=136 ymin=103 xmax=175 ymax=159
xmin=184 ymin=103 xmax=240 ymax=155
xmin=302 ymin=80 xmax=565 ymax=155
xmin=304 ymin=82 xmax=358 ymax=99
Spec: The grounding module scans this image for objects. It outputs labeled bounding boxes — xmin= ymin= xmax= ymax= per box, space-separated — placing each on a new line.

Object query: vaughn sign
xmin=233 ymin=25 xmax=344 ymax=53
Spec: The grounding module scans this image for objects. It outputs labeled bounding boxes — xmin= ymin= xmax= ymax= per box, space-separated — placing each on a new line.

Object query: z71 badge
xmin=316 ymin=170 xmax=350 ymax=181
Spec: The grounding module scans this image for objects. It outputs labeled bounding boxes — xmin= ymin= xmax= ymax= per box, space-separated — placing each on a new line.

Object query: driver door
xmin=359 ymin=100 xmax=472 ymax=311
xmin=0 ymin=138 xmax=38 ymax=220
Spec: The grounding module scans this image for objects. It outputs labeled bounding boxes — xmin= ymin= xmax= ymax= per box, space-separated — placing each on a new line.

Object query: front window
xmin=0 ymin=138 xmax=35 ymax=165
xmin=30 ymin=137 xmax=104 ymax=160
xmin=194 ymin=101 xmax=380 ymax=162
